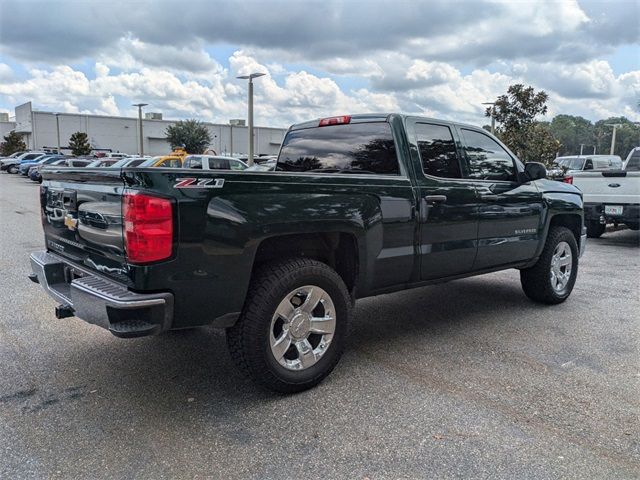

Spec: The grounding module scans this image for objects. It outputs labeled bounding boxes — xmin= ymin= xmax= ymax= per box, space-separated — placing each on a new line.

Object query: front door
xmin=457 ymin=127 xmax=544 ymax=270
xmin=408 ymin=120 xmax=479 ymax=280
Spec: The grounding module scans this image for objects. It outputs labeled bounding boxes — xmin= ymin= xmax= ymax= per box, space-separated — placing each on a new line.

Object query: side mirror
xmin=524 ymin=162 xmax=547 ymax=181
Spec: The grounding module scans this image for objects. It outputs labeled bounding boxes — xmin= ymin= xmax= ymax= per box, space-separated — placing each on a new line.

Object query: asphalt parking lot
xmin=0 ymin=172 xmax=638 ymax=479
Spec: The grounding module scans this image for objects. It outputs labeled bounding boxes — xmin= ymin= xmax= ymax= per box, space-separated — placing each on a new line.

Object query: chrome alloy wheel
xmin=550 ymin=241 xmax=572 ymax=293
xmin=269 ymin=285 xmax=336 ymax=371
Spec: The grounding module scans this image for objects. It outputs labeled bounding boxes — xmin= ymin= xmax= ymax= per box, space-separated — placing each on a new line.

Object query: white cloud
xmin=0 ymin=47 xmax=638 ymax=131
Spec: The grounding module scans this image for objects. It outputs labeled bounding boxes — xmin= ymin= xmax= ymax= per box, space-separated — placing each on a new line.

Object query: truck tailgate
xmin=572 ymin=171 xmax=640 ymax=204
xmin=41 ymin=168 xmax=129 ymax=282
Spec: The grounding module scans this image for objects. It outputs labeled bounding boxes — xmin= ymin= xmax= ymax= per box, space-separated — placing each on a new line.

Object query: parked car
xmin=2 ymin=151 xmax=47 ymax=173
xmin=137 ymin=148 xmax=189 ymax=168
xmin=106 ymin=157 xmax=147 ymax=168
xmin=183 ymin=155 xmax=248 ymax=171
xmin=572 ymin=155 xmax=640 ymax=237
xmin=0 ymin=151 xmax=27 ymax=162
xmin=19 ymin=154 xmax=64 ymax=175
xmin=245 ymin=159 xmax=277 ymax=171
xmin=623 ymin=147 xmax=639 ymax=171
xmin=30 ymin=113 xmax=585 ymax=393
xmin=87 ymin=159 xmax=119 ymax=168
xmin=27 ymin=157 xmax=69 ymax=182
xmin=548 ymin=155 xmax=623 ymax=181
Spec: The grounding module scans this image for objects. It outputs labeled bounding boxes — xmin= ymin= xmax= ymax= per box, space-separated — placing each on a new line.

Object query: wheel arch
xmin=251 ymin=230 xmax=362 ymax=296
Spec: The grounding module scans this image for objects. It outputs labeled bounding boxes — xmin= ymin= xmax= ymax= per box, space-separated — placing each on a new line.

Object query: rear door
xmin=407 ymin=119 xmax=479 ymax=280
xmin=457 ymin=127 xmax=544 ymax=270
xmin=41 ymin=168 xmax=128 ymax=281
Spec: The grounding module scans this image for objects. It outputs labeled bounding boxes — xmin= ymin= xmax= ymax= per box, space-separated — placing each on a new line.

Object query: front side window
xmin=415 ymin=123 xmax=461 ymax=178
xmin=461 ymin=129 xmax=516 ymax=181
xmin=230 ymin=160 xmax=247 ymax=171
xmin=278 ymin=122 xmax=399 ymax=175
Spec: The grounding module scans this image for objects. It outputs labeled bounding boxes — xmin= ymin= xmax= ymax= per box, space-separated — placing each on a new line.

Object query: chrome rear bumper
xmin=30 ymin=251 xmax=173 ymax=337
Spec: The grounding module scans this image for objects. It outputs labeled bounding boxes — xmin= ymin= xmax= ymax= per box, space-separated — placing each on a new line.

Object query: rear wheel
xmin=227 ymin=258 xmax=351 ymax=393
xmin=586 ymin=220 xmax=605 ymax=238
xmin=520 ymin=226 xmax=579 ymax=304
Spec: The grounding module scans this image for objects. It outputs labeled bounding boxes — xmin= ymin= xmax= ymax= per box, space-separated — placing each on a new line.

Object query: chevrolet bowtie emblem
xmin=64 ymin=214 xmax=78 ymax=231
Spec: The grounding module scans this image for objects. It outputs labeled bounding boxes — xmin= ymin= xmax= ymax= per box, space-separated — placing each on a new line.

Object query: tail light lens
xmin=123 ymin=191 xmax=173 ymax=264
xmin=563 ymin=176 xmax=573 ymax=184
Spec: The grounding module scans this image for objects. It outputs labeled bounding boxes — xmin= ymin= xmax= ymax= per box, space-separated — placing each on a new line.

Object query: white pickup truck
xmin=572 ymin=151 xmax=640 ymax=237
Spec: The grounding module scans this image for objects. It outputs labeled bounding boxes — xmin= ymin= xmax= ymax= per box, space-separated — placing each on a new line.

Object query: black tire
xmin=586 ymin=220 xmax=605 ymax=238
xmin=227 ymin=258 xmax=351 ymax=393
xmin=520 ymin=226 xmax=579 ymax=304
xmin=7 ymin=165 xmax=18 ymax=174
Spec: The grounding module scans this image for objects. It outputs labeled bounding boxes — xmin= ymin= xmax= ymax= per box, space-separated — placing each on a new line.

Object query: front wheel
xmin=227 ymin=258 xmax=351 ymax=393
xmin=520 ymin=226 xmax=579 ymax=304
xmin=7 ymin=165 xmax=18 ymax=174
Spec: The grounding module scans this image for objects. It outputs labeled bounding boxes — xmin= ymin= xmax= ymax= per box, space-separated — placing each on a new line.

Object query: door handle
xmin=424 ymin=195 xmax=447 ymax=204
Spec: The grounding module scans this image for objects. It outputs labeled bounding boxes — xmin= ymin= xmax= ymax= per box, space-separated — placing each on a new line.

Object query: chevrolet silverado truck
xmin=29 ymin=114 xmax=586 ymax=393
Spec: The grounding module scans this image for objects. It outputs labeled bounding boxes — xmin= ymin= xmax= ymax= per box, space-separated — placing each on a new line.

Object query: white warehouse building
xmin=0 ymin=102 xmax=287 ymax=156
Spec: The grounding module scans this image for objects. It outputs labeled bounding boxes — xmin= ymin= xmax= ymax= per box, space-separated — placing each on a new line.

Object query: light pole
xmin=482 ymin=102 xmax=496 ymax=134
xmin=54 ymin=113 xmax=61 ymax=154
xmin=132 ymin=103 xmax=148 ymax=156
xmin=605 ymin=123 xmax=622 ymax=155
xmin=237 ymin=73 xmax=266 ymax=166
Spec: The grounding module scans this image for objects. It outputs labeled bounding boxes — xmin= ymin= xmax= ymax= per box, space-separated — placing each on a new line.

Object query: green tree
xmin=0 ymin=130 xmax=27 ymax=156
xmin=165 ymin=119 xmax=211 ymax=154
xmin=548 ymin=114 xmax=595 ymax=155
xmin=487 ymin=84 xmax=551 ymax=159
xmin=68 ymin=132 xmax=92 ymax=156
xmin=593 ymin=117 xmax=640 ymax=158
xmin=523 ymin=123 xmax=562 ymax=166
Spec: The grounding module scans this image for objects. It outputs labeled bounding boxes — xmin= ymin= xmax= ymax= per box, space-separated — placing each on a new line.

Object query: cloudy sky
xmin=0 ymin=0 xmax=638 ymax=128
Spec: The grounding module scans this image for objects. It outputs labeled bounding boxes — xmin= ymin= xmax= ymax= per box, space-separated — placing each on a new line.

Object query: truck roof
xmin=289 ymin=113 xmax=484 ymax=132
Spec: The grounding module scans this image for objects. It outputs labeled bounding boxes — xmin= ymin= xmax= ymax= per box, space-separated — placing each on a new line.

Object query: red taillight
xmin=563 ymin=176 xmax=573 ymax=184
xmin=123 ymin=192 xmax=173 ymax=264
xmin=319 ymin=115 xmax=351 ymax=127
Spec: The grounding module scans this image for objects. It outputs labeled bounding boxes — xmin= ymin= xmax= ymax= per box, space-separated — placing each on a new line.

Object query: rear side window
xmin=208 ymin=158 xmax=230 ymax=169
xmin=627 ymin=151 xmax=640 ymax=171
xmin=415 ymin=123 xmax=461 ymax=178
xmin=278 ymin=122 xmax=399 ymax=175
xmin=460 ymin=129 xmax=516 ymax=181
xmin=186 ymin=156 xmax=202 ymax=169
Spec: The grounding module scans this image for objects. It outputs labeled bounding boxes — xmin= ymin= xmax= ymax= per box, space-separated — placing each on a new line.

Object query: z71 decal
xmin=174 ymin=178 xmax=225 ymax=189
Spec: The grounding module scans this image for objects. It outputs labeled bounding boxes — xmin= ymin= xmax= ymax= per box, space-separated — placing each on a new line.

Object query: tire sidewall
xmin=254 ymin=266 xmax=350 ymax=387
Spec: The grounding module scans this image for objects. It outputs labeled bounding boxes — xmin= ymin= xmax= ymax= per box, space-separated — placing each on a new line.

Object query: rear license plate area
xmin=604 ymin=205 xmax=623 ymax=215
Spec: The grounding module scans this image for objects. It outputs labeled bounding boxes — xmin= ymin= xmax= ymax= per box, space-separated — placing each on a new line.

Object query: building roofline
xmin=30 ymin=109 xmax=286 ymax=131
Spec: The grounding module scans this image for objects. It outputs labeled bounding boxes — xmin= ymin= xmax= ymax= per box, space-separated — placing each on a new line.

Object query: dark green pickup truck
xmin=30 ymin=113 xmax=586 ymax=392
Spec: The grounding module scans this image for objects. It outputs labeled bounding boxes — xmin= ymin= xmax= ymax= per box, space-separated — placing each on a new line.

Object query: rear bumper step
xmin=30 ymin=251 xmax=173 ymax=338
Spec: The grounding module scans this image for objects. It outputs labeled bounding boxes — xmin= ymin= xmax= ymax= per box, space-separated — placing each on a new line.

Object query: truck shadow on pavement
xmin=46 ymin=272 xmax=548 ymax=405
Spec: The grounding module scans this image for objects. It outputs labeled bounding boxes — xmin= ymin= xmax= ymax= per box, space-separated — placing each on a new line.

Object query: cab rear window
xmin=277 ymin=122 xmax=399 ymax=175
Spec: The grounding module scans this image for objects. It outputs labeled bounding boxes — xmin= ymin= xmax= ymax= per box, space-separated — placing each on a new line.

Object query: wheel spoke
xmin=309 ymin=315 xmax=335 ymax=335
xmin=271 ymin=333 xmax=291 ymax=360
xmin=300 ymin=288 xmax=323 ymax=314
xmin=275 ymin=299 xmax=295 ymax=320
xmin=295 ymin=339 xmax=316 ymax=369
xmin=558 ymin=256 xmax=571 ymax=267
